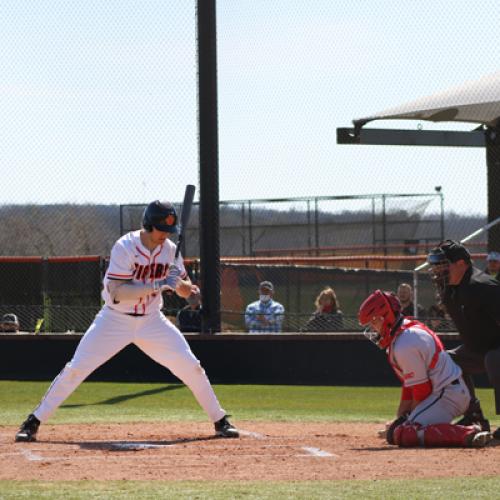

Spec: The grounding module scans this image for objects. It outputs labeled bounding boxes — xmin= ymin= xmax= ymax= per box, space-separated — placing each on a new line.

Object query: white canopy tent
xmin=353 ymin=71 xmax=500 ymax=131
xmin=337 ymin=70 xmax=500 ymax=250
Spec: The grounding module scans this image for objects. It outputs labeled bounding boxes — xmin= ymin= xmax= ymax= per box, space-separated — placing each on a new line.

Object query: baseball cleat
xmin=456 ymin=399 xmax=491 ymax=432
xmin=214 ymin=415 xmax=239 ymax=438
xmin=15 ymin=414 xmax=40 ymax=442
xmin=466 ymin=431 xmax=493 ymax=448
xmin=455 ymin=416 xmax=491 ymax=432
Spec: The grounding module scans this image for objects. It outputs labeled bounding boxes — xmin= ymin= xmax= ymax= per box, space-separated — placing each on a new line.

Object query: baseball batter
xmin=15 ymin=200 xmax=238 ymax=442
xmin=358 ymin=290 xmax=492 ymax=447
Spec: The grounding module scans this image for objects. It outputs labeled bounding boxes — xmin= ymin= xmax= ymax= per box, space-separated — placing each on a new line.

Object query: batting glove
xmin=154 ymin=265 xmax=182 ymax=292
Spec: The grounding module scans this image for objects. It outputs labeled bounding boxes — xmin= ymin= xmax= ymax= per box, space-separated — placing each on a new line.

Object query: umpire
xmin=427 ymin=240 xmax=500 ymax=439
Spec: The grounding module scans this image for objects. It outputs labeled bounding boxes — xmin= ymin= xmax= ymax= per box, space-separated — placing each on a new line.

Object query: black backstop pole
xmin=486 ymin=126 xmax=500 ymax=251
xmin=197 ymin=0 xmax=221 ymax=333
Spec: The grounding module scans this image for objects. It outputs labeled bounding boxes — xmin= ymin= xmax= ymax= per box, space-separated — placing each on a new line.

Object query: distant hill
xmin=0 ymin=203 xmax=487 ymax=257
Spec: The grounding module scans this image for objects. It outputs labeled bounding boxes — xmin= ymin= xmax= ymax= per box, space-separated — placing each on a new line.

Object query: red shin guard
xmin=393 ymin=423 xmax=420 ymax=446
xmin=421 ymin=423 xmax=477 ymax=447
xmin=393 ymin=423 xmax=477 ymax=447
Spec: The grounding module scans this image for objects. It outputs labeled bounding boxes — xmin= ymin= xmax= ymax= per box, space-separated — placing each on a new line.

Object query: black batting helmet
xmin=142 ymin=200 xmax=178 ymax=233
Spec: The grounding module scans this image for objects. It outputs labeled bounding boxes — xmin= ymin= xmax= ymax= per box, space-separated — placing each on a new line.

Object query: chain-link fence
xmin=0 ymin=257 xmax=102 ymax=333
xmin=121 ymin=192 xmax=446 ymax=259
xmin=0 ymin=256 xmax=463 ymax=333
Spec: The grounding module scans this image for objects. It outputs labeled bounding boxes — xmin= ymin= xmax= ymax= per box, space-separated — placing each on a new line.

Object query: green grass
xmin=2 ymin=478 xmax=500 ymax=499
xmin=0 ymin=381 xmax=498 ymax=426
xmin=1 ymin=381 xmax=499 ymax=498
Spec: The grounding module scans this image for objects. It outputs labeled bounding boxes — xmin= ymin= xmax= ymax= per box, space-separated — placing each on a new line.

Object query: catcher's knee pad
xmin=423 ymin=423 xmax=477 ymax=447
xmin=393 ymin=423 xmax=421 ymax=447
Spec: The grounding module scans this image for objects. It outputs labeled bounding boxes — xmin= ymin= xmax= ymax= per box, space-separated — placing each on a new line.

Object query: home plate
xmin=110 ymin=442 xmax=174 ymax=451
xmin=299 ymin=446 xmax=337 ymax=458
xmin=21 ymin=449 xmax=44 ymax=461
xmin=238 ymin=430 xmax=266 ymax=439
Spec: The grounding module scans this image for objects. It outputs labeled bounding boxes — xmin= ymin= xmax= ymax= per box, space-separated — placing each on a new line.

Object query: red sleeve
xmin=411 ymin=380 xmax=433 ymax=402
xmin=401 ymin=386 xmax=413 ymax=401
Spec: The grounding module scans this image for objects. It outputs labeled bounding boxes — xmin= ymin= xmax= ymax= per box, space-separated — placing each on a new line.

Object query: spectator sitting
xmin=303 ymin=287 xmax=344 ymax=332
xmin=245 ymin=281 xmax=285 ymax=333
xmin=0 ymin=313 xmax=20 ymax=332
xmin=485 ymin=251 xmax=500 ymax=281
xmin=397 ymin=283 xmax=426 ymax=319
xmin=176 ymin=286 xmax=202 ymax=333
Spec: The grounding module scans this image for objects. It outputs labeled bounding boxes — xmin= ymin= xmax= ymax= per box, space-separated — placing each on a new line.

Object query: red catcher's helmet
xmin=358 ymin=290 xmax=402 ymax=349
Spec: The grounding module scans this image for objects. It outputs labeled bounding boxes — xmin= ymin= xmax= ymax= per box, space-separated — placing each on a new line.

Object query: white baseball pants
xmin=34 ymin=306 xmax=226 ymax=423
xmin=408 ymin=377 xmax=470 ymax=426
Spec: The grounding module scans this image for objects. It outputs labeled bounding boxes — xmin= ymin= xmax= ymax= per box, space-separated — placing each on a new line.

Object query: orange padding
xmin=411 ymin=380 xmax=433 ymax=402
xmin=401 ymin=386 xmax=413 ymax=401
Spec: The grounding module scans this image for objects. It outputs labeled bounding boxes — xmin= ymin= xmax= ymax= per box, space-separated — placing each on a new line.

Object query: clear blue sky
xmin=0 ymin=1 xmax=497 ymax=214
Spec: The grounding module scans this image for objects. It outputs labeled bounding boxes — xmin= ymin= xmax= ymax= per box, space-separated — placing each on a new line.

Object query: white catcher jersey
xmin=102 ymin=230 xmax=188 ymax=315
xmin=389 ymin=319 xmax=461 ymax=393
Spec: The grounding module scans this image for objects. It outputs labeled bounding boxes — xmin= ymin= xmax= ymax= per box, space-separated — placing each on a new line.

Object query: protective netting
xmin=0 ymin=2 xmax=496 ymax=334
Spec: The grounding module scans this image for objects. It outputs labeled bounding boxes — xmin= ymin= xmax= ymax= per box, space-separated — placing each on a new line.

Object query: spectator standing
xmin=303 ymin=287 xmax=344 ymax=332
xmin=245 ymin=281 xmax=285 ymax=333
xmin=397 ymin=283 xmax=426 ymax=319
xmin=485 ymin=251 xmax=500 ymax=281
xmin=176 ymin=286 xmax=202 ymax=333
xmin=427 ymin=239 xmax=500 ymax=440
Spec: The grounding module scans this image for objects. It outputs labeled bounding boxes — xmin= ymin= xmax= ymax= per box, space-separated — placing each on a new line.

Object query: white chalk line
xmin=238 ymin=429 xmax=266 ymax=439
xmin=20 ymin=449 xmax=44 ymax=461
xmin=298 ymin=446 xmax=338 ymax=458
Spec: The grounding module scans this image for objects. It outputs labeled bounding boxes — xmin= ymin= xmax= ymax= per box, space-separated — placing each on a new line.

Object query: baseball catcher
xmin=359 ymin=290 xmax=492 ymax=447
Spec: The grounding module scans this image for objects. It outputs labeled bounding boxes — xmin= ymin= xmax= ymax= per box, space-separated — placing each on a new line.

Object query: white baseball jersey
xmin=102 ymin=230 xmax=188 ymax=315
xmin=388 ymin=319 xmax=469 ymax=426
xmin=389 ymin=319 xmax=461 ymax=393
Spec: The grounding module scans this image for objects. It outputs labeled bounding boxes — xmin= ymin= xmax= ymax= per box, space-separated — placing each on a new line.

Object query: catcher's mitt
xmin=386 ymin=414 xmax=408 ymax=445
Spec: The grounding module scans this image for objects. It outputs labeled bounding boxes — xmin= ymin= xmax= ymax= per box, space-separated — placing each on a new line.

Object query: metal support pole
xmin=248 ymin=200 xmax=253 ymax=256
xmin=314 ymin=198 xmax=319 ymax=256
xmin=197 ymin=0 xmax=220 ymax=333
xmin=439 ymin=191 xmax=445 ymax=242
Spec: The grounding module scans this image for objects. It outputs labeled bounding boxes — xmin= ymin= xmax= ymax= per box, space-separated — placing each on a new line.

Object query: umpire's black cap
xmin=431 ymin=239 xmax=471 ymax=264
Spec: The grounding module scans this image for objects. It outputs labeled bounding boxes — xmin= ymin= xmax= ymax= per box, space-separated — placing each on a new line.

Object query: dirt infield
xmin=1 ymin=422 xmax=499 ymax=481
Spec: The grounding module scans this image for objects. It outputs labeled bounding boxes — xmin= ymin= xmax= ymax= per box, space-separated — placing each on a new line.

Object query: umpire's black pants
xmin=447 ymin=344 xmax=500 ymax=414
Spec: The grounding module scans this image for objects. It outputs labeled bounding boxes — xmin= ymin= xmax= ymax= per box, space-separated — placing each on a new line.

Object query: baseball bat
xmin=175 ymin=184 xmax=196 ymax=258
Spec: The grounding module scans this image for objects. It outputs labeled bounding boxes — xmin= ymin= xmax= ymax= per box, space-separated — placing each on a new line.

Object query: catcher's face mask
xmin=427 ymin=248 xmax=450 ymax=299
xmin=358 ymin=290 xmax=402 ymax=349
xmin=362 ymin=317 xmax=385 ymax=347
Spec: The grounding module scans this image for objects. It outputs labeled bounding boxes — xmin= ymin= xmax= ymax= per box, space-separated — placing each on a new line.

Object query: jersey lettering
xmin=133 ymin=263 xmax=168 ymax=281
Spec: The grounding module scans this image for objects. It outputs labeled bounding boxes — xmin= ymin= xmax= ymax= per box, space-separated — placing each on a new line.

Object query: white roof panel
xmin=355 ymin=71 xmax=500 ymax=128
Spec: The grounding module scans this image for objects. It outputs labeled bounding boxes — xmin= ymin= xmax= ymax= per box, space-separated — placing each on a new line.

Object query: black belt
xmin=126 ymin=313 xmax=145 ymax=317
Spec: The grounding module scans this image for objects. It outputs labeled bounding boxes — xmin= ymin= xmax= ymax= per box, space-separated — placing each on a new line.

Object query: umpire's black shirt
xmin=443 ymin=266 xmax=500 ymax=354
